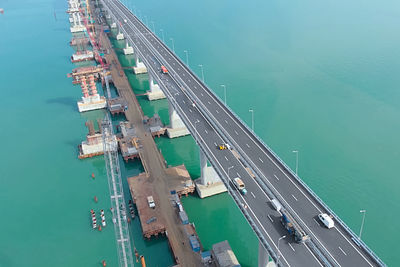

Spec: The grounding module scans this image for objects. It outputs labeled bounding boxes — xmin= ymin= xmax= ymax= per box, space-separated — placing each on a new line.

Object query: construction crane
xmin=102 ymin=115 xmax=135 ymax=267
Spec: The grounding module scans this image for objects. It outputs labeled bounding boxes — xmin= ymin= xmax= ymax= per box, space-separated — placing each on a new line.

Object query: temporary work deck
xmin=96 ymin=24 xmax=202 ymax=266
xmin=128 ymin=173 xmax=166 ymax=238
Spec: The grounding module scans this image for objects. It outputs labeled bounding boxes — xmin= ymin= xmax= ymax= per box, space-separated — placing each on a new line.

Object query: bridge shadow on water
xmin=46 ymin=96 xmax=77 ymax=112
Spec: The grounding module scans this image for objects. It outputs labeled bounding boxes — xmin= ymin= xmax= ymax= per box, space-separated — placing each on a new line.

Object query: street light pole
xmin=198 ymin=64 xmax=204 ymax=82
xmin=249 ymin=109 xmax=254 ymax=131
xmin=183 ymin=50 xmax=189 ymax=66
xmin=170 ymin=37 xmax=175 ymax=52
xmin=220 ymin=84 xmax=227 ymax=105
xmin=150 ymin=21 xmax=155 ymax=32
xmin=359 ymin=210 xmax=367 ymax=239
xmin=160 ymin=29 xmax=165 ymax=42
xmin=292 ymin=150 xmax=299 ymax=176
xmin=277 ymin=235 xmax=286 ymax=266
xmin=144 ymin=15 xmax=148 ymax=26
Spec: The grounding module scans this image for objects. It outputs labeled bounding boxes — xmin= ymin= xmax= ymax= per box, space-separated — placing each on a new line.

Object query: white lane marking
xmin=267 ymin=214 xmax=273 ymax=222
xmin=291 ymin=194 xmax=298 ymax=201
xmin=225 ymin=156 xmax=229 ymax=161
xmin=214 ymin=142 xmax=217 ymax=147
xmin=333 ymin=227 xmax=372 ymax=266
xmin=189 ymin=108 xmax=192 ymax=113
xmin=208 ymin=101 xmax=211 ymax=105
xmin=216 ymin=109 xmax=219 ymax=114
xmin=274 ymin=174 xmax=279 ymax=180
xmin=183 ymin=100 xmax=185 ymax=104
xmin=200 ymin=92 xmax=203 ymax=96
xmin=313 ymin=218 xmax=320 ymax=226
xmin=259 ymin=157 xmax=264 ymax=163
xmin=235 ymin=130 xmax=239 ymax=135
xmin=303 ymin=244 xmax=324 ymax=267
xmin=251 ymin=192 xmax=256 ymax=198
xmin=183 ymin=73 xmax=185 ymax=76
xmin=205 ymin=129 xmax=208 ymax=134
xmin=225 ymin=120 xmax=228 ymax=124
xmin=246 ymin=143 xmax=250 ymax=148
xmin=288 ymin=243 xmax=295 ymax=252
xmin=236 ymin=172 xmax=241 ymax=178
xmin=338 ymin=246 xmax=347 ymax=256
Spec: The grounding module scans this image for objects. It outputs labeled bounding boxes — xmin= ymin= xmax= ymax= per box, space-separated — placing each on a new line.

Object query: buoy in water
xmin=92 ymin=173 xmax=95 ymax=179
xmin=127 ymin=217 xmax=131 ymax=223
xmin=98 ymin=225 xmax=102 ymax=231
xmin=94 ymin=196 xmax=98 ymax=203
xmin=102 ymin=260 xmax=107 ymax=266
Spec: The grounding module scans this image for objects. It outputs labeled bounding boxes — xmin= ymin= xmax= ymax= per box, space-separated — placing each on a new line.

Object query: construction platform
xmin=143 ymin=114 xmax=166 ymax=138
xmin=128 ymin=164 xmax=195 ymax=239
xmin=128 ymin=173 xmax=166 ymax=239
xmin=117 ymin=121 xmax=140 ymax=162
xmin=78 ymin=120 xmax=105 ymax=159
xmin=108 ymin=97 xmax=128 ymax=116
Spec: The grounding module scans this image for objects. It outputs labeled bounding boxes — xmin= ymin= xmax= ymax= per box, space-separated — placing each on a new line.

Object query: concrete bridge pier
xmin=147 ymin=74 xmax=166 ymax=100
xmin=133 ymin=57 xmax=147 ymax=74
xmin=123 ymin=40 xmax=134 ymax=55
xmin=116 ymin=31 xmax=125 ymax=40
xmin=166 ymin=101 xmax=190 ymax=138
xmin=258 ymin=242 xmax=276 ymax=267
xmin=194 ymin=150 xmax=227 ymax=198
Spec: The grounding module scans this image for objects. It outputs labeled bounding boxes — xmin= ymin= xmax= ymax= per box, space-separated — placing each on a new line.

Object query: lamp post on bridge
xmin=144 ymin=15 xmax=148 ymax=26
xmin=198 ymin=64 xmax=205 ymax=82
xmin=359 ymin=209 xmax=367 ymax=239
xmin=220 ymin=84 xmax=227 ymax=105
xmin=160 ymin=29 xmax=165 ymax=42
xmin=292 ymin=150 xmax=299 ymax=176
xmin=150 ymin=21 xmax=155 ymax=32
xmin=184 ymin=50 xmax=189 ymax=66
xmin=249 ymin=108 xmax=254 ymax=132
xmin=277 ymin=235 xmax=286 ymax=266
xmin=170 ymin=38 xmax=175 ymax=53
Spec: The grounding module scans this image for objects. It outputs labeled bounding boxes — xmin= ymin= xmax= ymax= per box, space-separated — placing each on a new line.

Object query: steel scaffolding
xmin=102 ymin=115 xmax=134 ymax=267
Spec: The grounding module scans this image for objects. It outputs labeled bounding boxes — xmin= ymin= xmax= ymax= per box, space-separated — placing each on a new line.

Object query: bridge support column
xmin=194 ymin=150 xmax=227 ymax=198
xmin=258 ymin=242 xmax=276 ymax=267
xmin=133 ymin=57 xmax=147 ymax=74
xmin=116 ymin=31 xmax=124 ymax=40
xmin=147 ymin=74 xmax=166 ymax=101
xmin=166 ymin=101 xmax=190 ymax=138
xmin=123 ymin=41 xmax=134 ymax=55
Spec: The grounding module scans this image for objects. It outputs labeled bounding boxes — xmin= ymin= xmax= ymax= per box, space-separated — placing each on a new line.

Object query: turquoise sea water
xmin=1 ymin=0 xmax=400 ymax=266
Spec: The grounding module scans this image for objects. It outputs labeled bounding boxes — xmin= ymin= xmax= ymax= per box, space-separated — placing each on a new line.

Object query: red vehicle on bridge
xmin=161 ymin=65 xmax=168 ymax=74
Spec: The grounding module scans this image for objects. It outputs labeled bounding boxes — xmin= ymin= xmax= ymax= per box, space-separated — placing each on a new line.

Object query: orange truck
xmin=161 ymin=65 xmax=168 ymax=74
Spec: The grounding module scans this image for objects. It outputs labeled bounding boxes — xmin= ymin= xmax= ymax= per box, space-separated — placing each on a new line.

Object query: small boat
xmin=0 ymin=8 xmax=4 ymax=14
xmin=100 ymin=209 xmax=106 ymax=227
xmin=91 ymin=210 xmax=97 ymax=229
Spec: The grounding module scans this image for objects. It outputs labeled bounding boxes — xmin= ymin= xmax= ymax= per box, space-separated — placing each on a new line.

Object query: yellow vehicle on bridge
xmin=217 ymin=143 xmax=231 ymax=150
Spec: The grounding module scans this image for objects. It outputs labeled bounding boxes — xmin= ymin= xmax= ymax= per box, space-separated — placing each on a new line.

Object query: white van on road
xmin=318 ymin=213 xmax=334 ymax=229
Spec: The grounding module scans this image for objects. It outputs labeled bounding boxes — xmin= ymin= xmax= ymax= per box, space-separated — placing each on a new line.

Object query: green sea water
xmin=1 ymin=0 xmax=400 ymax=266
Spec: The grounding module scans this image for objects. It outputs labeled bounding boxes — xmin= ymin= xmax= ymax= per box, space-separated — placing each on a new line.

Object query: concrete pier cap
xmin=194 ymin=150 xmax=227 ymax=198
xmin=166 ymin=101 xmax=190 ymax=138
xmin=147 ymin=74 xmax=166 ymax=101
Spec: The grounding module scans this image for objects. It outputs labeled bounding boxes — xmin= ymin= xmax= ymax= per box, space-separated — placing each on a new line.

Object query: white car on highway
xmin=318 ymin=213 xmax=334 ymax=228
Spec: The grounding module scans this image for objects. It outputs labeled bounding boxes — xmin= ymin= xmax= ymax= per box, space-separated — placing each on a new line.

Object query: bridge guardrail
xmin=102 ymin=2 xmax=385 ymax=266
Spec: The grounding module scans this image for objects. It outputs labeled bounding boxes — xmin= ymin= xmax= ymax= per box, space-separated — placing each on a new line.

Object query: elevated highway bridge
xmin=99 ymin=1 xmax=385 ymax=266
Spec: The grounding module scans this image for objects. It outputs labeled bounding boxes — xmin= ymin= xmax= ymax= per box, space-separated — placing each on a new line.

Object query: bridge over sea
xmin=99 ymin=1 xmax=385 ymax=266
